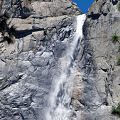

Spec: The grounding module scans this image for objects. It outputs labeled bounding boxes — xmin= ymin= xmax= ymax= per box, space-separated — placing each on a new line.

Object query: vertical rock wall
xmin=0 ymin=0 xmax=81 ymax=120
xmin=0 ymin=0 xmax=120 ymax=120
xmin=71 ymin=0 xmax=120 ymax=120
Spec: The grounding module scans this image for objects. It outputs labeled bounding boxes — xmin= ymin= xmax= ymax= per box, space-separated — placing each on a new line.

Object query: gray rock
xmin=71 ymin=0 xmax=120 ymax=120
xmin=0 ymin=0 xmax=80 ymax=120
xmin=0 ymin=0 xmax=120 ymax=120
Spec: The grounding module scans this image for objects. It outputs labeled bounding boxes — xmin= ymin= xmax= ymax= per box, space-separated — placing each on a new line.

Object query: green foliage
xmin=111 ymin=34 xmax=120 ymax=66
xmin=111 ymin=108 xmax=117 ymax=114
xmin=111 ymin=103 xmax=120 ymax=116
xmin=118 ymin=46 xmax=120 ymax=52
xmin=28 ymin=0 xmax=32 ymax=3
xmin=0 ymin=12 xmax=16 ymax=44
xmin=111 ymin=34 xmax=119 ymax=44
xmin=117 ymin=58 xmax=120 ymax=65
xmin=4 ymin=36 xmax=14 ymax=44
xmin=9 ymin=25 xmax=16 ymax=35
xmin=118 ymin=2 xmax=120 ymax=12
xmin=0 ymin=12 xmax=10 ymax=34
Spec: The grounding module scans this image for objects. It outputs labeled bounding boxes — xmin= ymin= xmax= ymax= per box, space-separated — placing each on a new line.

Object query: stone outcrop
xmin=0 ymin=0 xmax=81 ymax=120
xmin=0 ymin=0 xmax=120 ymax=120
xmin=71 ymin=0 xmax=120 ymax=120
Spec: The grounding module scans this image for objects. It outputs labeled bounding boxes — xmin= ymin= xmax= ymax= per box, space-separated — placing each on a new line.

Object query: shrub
xmin=111 ymin=108 xmax=117 ymax=114
xmin=28 ymin=0 xmax=32 ymax=3
xmin=0 ymin=12 xmax=16 ymax=44
xmin=111 ymin=34 xmax=119 ymax=44
xmin=117 ymin=58 xmax=120 ymax=65
xmin=118 ymin=2 xmax=120 ymax=12
xmin=118 ymin=46 xmax=120 ymax=52
xmin=111 ymin=103 xmax=120 ymax=116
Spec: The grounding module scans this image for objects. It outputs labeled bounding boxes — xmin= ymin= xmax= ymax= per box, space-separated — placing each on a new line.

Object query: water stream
xmin=46 ymin=14 xmax=86 ymax=120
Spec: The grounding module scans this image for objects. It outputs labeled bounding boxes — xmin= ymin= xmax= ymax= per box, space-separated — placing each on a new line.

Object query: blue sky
xmin=72 ymin=0 xmax=95 ymax=13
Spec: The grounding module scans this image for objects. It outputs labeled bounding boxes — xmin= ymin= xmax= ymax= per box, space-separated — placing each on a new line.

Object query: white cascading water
xmin=46 ymin=14 xmax=86 ymax=120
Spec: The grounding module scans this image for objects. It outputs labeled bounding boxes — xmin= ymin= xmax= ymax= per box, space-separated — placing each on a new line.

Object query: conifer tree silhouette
xmin=0 ymin=12 xmax=16 ymax=44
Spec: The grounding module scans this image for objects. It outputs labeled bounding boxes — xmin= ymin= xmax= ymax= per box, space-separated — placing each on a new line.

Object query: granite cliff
xmin=75 ymin=0 xmax=120 ymax=119
xmin=0 ymin=0 xmax=120 ymax=120
xmin=0 ymin=0 xmax=82 ymax=120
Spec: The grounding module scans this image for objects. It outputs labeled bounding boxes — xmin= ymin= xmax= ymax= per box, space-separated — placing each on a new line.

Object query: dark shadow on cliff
xmin=14 ymin=28 xmax=44 ymax=39
xmin=112 ymin=0 xmax=118 ymax=5
xmin=87 ymin=12 xmax=101 ymax=20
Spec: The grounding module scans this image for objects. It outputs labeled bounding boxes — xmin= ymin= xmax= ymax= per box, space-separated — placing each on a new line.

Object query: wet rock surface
xmin=0 ymin=0 xmax=81 ymax=120
xmin=0 ymin=0 xmax=120 ymax=120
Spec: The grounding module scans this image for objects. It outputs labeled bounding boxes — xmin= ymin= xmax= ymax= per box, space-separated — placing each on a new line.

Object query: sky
xmin=72 ymin=0 xmax=95 ymax=13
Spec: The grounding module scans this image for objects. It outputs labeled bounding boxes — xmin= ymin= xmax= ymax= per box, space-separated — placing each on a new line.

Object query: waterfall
xmin=46 ymin=14 xmax=86 ymax=120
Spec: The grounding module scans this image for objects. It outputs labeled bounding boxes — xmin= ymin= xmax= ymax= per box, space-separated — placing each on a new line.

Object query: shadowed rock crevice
xmin=111 ymin=0 xmax=118 ymax=5
xmin=88 ymin=13 xmax=101 ymax=20
xmin=14 ymin=28 xmax=45 ymax=39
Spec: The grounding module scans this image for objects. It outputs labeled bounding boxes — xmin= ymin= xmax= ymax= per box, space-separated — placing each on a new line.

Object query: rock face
xmin=71 ymin=0 xmax=120 ymax=120
xmin=0 ymin=0 xmax=81 ymax=120
xmin=0 ymin=0 xmax=120 ymax=120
